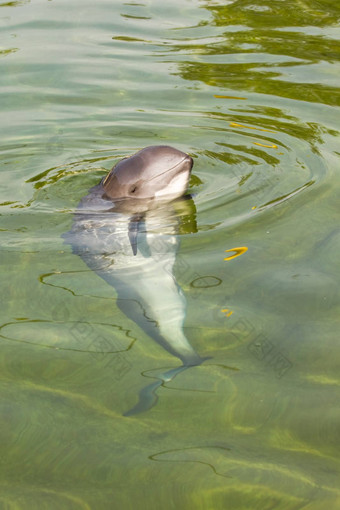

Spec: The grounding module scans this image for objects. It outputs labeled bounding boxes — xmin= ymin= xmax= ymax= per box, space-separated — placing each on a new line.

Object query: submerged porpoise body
xmin=64 ymin=145 xmax=204 ymax=414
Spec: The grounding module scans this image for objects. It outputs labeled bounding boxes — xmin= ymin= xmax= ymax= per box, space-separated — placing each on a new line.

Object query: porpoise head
xmin=102 ymin=145 xmax=193 ymax=202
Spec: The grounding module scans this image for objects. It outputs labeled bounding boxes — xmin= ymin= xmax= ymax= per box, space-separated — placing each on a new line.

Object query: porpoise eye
xmin=130 ymin=186 xmax=137 ymax=194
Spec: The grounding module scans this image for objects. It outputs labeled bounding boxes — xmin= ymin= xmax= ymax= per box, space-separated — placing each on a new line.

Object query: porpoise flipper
xmin=128 ymin=213 xmax=145 ymax=256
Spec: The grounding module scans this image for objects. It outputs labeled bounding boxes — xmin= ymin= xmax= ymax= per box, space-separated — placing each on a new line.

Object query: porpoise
xmin=63 ymin=145 xmax=206 ymax=415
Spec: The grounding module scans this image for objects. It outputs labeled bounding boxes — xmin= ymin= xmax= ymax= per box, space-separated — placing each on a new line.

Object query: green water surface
xmin=0 ymin=0 xmax=339 ymax=508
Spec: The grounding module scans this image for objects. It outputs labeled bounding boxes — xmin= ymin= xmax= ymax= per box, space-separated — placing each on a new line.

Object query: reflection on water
xmin=0 ymin=0 xmax=339 ymax=508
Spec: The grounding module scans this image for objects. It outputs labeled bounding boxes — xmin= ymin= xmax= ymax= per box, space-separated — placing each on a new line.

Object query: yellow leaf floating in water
xmin=253 ymin=142 xmax=278 ymax=148
xmin=214 ymin=95 xmax=247 ymax=100
xmin=230 ymin=122 xmax=276 ymax=133
xmin=224 ymin=246 xmax=248 ymax=261
xmin=221 ymin=308 xmax=233 ymax=317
